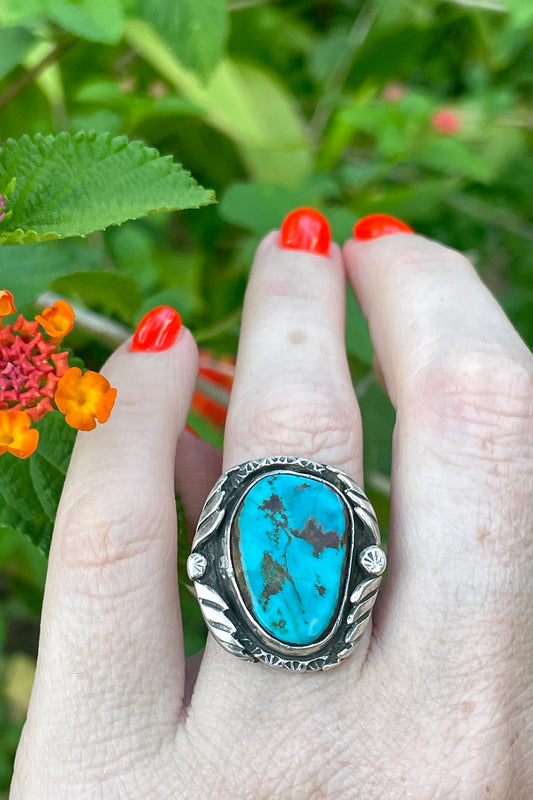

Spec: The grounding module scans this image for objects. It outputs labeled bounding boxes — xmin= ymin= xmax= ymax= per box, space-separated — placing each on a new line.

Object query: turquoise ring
xmin=187 ymin=456 xmax=386 ymax=671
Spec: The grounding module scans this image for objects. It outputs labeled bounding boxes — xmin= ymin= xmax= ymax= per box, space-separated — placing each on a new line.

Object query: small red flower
xmin=0 ymin=314 xmax=69 ymax=421
xmin=0 ymin=289 xmax=117 ymax=457
xmin=382 ymin=82 xmax=407 ymax=103
xmin=431 ymin=108 xmax=461 ymax=135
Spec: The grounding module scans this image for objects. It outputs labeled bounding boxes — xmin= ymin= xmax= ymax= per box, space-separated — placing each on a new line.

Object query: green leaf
xmin=137 ymin=0 xmax=228 ymax=82
xmin=503 ymin=0 xmax=533 ymax=26
xmin=29 ymin=451 xmax=66 ymax=521
xmin=351 ymin=178 xmax=459 ymax=223
xmin=138 ymin=287 xmax=202 ymax=326
xmin=0 ymin=0 xmax=44 ymax=26
xmin=345 ymin=290 xmax=373 ymax=367
xmin=179 ymin=582 xmax=207 ymax=656
xmin=49 ymin=0 xmax=123 ymax=43
xmin=186 ymin=410 xmax=224 ymax=449
xmin=105 ymin=223 xmax=159 ymax=290
xmin=219 ymin=179 xmax=337 ymax=235
xmin=0 ymin=26 xmax=36 ymax=80
xmin=124 ymin=21 xmax=312 ymax=186
xmin=69 ymin=110 xmax=123 ymax=135
xmin=326 ymin=207 xmax=357 ymax=245
xmin=0 ymin=239 xmax=103 ymax=306
xmin=359 ymin=381 xmax=395 ymax=485
xmin=0 ymin=132 xmax=215 ymax=244
xmin=0 ymin=524 xmax=47 ymax=593
xmin=0 ymin=412 xmax=75 ymax=555
xmin=74 ymin=79 xmax=127 ymax=103
xmin=0 ymin=0 xmax=124 ymax=40
xmin=176 ymin=492 xmax=207 ymax=655
xmin=0 ymin=456 xmax=51 ymax=553
xmin=24 ymin=40 xmax=65 ymax=111
xmin=418 ymin=138 xmax=492 ymax=182
xmin=74 ymin=80 xmax=200 ymax=128
xmin=34 ymin=410 xmax=76 ymax=474
xmin=52 ymin=270 xmax=143 ymax=321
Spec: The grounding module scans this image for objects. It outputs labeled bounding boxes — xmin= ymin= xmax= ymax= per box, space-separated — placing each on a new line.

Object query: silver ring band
xmin=187 ymin=456 xmax=386 ymax=671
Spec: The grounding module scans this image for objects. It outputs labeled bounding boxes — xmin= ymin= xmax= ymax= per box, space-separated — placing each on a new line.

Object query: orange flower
xmin=0 ymin=409 xmax=39 ymax=458
xmin=0 ymin=289 xmax=16 ymax=318
xmin=191 ymin=351 xmax=235 ymax=430
xmin=55 ymin=367 xmax=117 ymax=431
xmin=35 ymin=300 xmax=75 ymax=341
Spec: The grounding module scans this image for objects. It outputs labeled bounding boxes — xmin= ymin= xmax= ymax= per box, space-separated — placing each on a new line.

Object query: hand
xmin=10 ymin=211 xmax=532 ymax=799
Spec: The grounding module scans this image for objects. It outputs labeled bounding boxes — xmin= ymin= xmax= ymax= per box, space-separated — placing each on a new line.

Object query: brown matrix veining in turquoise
xmin=231 ymin=473 xmax=349 ymax=645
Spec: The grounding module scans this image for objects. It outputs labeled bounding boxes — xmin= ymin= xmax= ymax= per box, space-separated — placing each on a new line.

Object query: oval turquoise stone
xmin=231 ymin=473 xmax=349 ymax=646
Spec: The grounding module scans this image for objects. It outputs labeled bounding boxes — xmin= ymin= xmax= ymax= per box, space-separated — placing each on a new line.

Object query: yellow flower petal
xmin=0 ymin=289 xmax=16 ymax=318
xmin=55 ymin=367 xmax=117 ymax=431
xmin=0 ymin=409 xmax=39 ymax=458
xmin=35 ymin=300 xmax=75 ymax=340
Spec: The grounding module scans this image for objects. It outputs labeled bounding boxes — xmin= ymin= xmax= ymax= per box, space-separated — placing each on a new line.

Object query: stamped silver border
xmin=187 ymin=456 xmax=386 ymax=671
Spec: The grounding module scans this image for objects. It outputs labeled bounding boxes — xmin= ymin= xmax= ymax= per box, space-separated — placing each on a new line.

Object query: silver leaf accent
xmin=195 ymin=582 xmax=252 ymax=661
xmin=194 ymin=505 xmax=226 ymax=548
xmin=345 ymin=613 xmax=372 ymax=644
xmin=350 ymin=577 xmax=381 ymax=604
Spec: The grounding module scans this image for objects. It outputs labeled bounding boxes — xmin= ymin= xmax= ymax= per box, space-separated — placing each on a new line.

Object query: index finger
xmin=24 ymin=314 xmax=199 ymax=778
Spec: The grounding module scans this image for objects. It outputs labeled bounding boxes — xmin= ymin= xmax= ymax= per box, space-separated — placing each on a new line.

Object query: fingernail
xmin=131 ymin=306 xmax=182 ymax=352
xmin=353 ymin=213 xmax=413 ymax=240
xmin=279 ymin=207 xmax=330 ymax=256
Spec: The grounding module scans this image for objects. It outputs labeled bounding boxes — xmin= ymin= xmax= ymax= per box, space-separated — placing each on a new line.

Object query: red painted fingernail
xmin=279 ymin=207 xmax=330 ymax=256
xmin=131 ymin=306 xmax=182 ymax=352
xmin=353 ymin=213 xmax=413 ymax=240
xmin=186 ymin=423 xmax=200 ymax=438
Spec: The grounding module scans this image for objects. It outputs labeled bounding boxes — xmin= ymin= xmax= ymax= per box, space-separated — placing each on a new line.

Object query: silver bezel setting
xmin=187 ymin=456 xmax=386 ymax=671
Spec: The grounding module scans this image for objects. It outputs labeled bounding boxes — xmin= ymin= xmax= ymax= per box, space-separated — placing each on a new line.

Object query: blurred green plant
xmin=1 ymin=0 xmax=532 ymax=792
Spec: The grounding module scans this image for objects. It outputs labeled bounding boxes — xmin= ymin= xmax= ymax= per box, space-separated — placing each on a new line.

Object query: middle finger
xmin=224 ymin=218 xmax=362 ymax=479
xmin=190 ymin=209 xmax=366 ymax=712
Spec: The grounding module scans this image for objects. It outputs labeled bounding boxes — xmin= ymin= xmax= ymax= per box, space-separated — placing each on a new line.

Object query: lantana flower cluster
xmin=0 ymin=289 xmax=117 ymax=459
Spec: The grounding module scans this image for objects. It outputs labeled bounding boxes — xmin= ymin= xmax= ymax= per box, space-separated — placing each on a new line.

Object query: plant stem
xmin=0 ymin=38 xmax=75 ymax=114
xmin=442 ymin=0 xmax=505 ymax=10
xmin=228 ymin=0 xmax=278 ymax=8
xmin=195 ymin=309 xmax=241 ymax=344
xmin=37 ymin=292 xmax=130 ymax=349
xmin=446 ymin=194 xmax=533 ymax=242
xmin=310 ymin=0 xmax=376 ymax=141
xmin=37 ymin=292 xmax=241 ymax=362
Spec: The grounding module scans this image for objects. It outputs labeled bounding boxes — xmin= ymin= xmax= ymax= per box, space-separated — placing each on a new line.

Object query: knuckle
xmin=232 ymin=389 xmax=360 ymax=469
xmin=387 ymin=241 xmax=472 ymax=274
xmin=408 ymin=349 xmax=533 ymax=455
xmin=55 ymin=483 xmax=172 ymax=576
xmin=404 ymin=350 xmax=533 ymax=565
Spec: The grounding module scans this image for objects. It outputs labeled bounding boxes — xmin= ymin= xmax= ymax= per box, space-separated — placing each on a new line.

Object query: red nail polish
xmin=131 ymin=306 xmax=182 ymax=352
xmin=353 ymin=213 xmax=413 ymax=240
xmin=279 ymin=207 xmax=330 ymax=256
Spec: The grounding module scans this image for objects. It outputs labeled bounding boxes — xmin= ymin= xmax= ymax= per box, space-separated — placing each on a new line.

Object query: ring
xmin=187 ymin=456 xmax=386 ymax=671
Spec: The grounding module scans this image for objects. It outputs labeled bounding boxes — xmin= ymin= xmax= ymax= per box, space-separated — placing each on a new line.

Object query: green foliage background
xmin=0 ymin=0 xmax=532 ymax=790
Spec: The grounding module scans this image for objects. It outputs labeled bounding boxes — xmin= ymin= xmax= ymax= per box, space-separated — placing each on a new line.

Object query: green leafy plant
xmin=1 ymin=0 xmax=533 ymax=792
xmin=0 ymin=132 xmax=214 ymax=243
